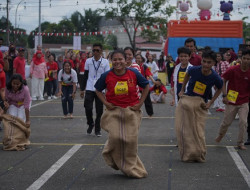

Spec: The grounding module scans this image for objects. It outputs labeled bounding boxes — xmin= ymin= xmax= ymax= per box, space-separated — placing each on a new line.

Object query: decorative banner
xmin=0 ymin=24 xmax=168 ymax=37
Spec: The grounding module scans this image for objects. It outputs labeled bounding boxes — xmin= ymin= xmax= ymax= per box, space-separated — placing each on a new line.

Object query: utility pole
xmin=38 ymin=0 xmax=41 ymax=46
xmin=6 ymin=0 xmax=10 ymax=45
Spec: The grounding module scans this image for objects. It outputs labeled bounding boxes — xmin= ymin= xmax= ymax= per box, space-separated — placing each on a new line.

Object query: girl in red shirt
xmin=78 ymin=52 xmax=86 ymax=90
xmin=150 ymin=78 xmax=167 ymax=103
xmin=46 ymin=54 xmax=58 ymax=99
xmin=95 ymin=50 xmax=149 ymax=178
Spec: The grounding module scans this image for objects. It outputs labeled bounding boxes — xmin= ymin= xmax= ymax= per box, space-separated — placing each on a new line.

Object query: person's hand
xmin=4 ymin=101 xmax=9 ymax=110
xmin=25 ymin=120 xmax=31 ymax=127
xmin=57 ymin=91 xmax=63 ymax=97
xmin=130 ymin=102 xmax=143 ymax=111
xmin=170 ymin=99 xmax=175 ymax=106
xmin=71 ymin=93 xmax=75 ymax=100
xmin=105 ymin=102 xmax=115 ymax=110
xmin=80 ymin=91 xmax=85 ymax=99
xmin=223 ymin=97 xmax=229 ymax=104
xmin=178 ymin=90 xmax=184 ymax=98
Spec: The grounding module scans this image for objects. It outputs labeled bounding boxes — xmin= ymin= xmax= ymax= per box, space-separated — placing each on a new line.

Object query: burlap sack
xmin=101 ymin=107 xmax=148 ymax=178
xmin=1 ymin=114 xmax=30 ymax=151
xmin=175 ymin=95 xmax=207 ymax=162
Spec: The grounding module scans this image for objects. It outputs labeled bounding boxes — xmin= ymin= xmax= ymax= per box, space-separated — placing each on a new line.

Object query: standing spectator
xmin=46 ymin=54 xmax=58 ymax=100
xmin=64 ymin=51 xmax=74 ymax=69
xmin=13 ymin=48 xmax=26 ymax=80
xmin=80 ymin=43 xmax=110 ymax=137
xmin=135 ymin=54 xmax=155 ymax=117
xmin=176 ymin=38 xmax=202 ymax=66
xmin=6 ymin=43 xmax=17 ymax=83
xmin=5 ymin=74 xmax=31 ymax=125
xmin=213 ymin=52 xmax=230 ymax=112
xmin=166 ymin=55 xmax=175 ymax=85
xmin=78 ymin=52 xmax=87 ymax=90
xmin=30 ymin=51 xmax=48 ymax=101
xmin=87 ymin=51 xmax=93 ymax=58
xmin=157 ymin=54 xmax=165 ymax=72
xmin=215 ymin=49 xmax=250 ymax=150
xmin=57 ymin=55 xmax=64 ymax=71
xmin=57 ymin=61 xmax=78 ymax=119
xmin=146 ymin=54 xmax=159 ymax=87
xmin=0 ymin=63 xmax=6 ymax=131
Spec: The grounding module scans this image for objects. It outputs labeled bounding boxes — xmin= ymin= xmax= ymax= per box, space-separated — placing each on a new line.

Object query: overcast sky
xmin=0 ymin=0 xmax=249 ymax=33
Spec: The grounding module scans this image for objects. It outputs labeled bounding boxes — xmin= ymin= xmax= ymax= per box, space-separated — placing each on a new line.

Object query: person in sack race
xmin=5 ymin=74 xmax=31 ymax=126
xmin=171 ymin=47 xmax=193 ymax=106
xmin=57 ymin=61 xmax=78 ymax=119
xmin=94 ymin=49 xmax=149 ymax=178
xmin=215 ymin=49 xmax=250 ymax=150
xmin=30 ymin=50 xmax=48 ymax=101
xmin=176 ymin=50 xmax=223 ymax=163
xmin=80 ymin=43 xmax=110 ymax=137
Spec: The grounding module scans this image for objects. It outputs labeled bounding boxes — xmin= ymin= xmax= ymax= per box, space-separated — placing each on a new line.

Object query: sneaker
xmin=235 ymin=114 xmax=239 ymax=120
xmin=48 ymin=96 xmax=51 ymax=100
xmin=95 ymin=131 xmax=102 ymax=137
xmin=52 ymin=95 xmax=57 ymax=99
xmin=238 ymin=145 xmax=247 ymax=150
xmin=87 ymin=125 xmax=94 ymax=135
xmin=207 ymin=109 xmax=212 ymax=115
xmin=244 ymin=139 xmax=250 ymax=145
xmin=38 ymin=97 xmax=44 ymax=101
xmin=32 ymin=97 xmax=37 ymax=101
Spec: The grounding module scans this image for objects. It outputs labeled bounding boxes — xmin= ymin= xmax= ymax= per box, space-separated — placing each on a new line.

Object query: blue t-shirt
xmin=186 ymin=66 xmax=223 ymax=102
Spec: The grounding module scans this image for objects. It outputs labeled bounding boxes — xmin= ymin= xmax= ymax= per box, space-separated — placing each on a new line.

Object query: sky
xmin=0 ymin=0 xmax=249 ymax=34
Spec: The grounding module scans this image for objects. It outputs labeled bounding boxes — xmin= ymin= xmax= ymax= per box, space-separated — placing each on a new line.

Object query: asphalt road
xmin=0 ymin=91 xmax=249 ymax=190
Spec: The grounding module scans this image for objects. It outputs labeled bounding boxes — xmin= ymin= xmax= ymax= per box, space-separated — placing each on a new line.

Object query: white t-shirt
xmin=58 ymin=69 xmax=78 ymax=85
xmin=146 ymin=61 xmax=159 ymax=78
xmin=84 ymin=57 xmax=110 ymax=91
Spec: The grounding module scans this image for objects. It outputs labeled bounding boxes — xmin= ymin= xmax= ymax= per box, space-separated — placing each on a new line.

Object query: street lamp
xmin=15 ymin=0 xmax=25 ymax=43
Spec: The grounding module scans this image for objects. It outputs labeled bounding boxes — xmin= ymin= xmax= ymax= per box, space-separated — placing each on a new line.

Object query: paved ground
xmin=0 ymin=91 xmax=249 ymax=190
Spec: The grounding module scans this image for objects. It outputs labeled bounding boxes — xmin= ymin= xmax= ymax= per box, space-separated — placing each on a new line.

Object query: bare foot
xmin=238 ymin=145 xmax=247 ymax=150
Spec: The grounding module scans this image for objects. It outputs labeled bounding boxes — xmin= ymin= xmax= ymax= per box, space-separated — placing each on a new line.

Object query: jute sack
xmin=175 ymin=95 xmax=207 ymax=162
xmin=1 ymin=114 xmax=30 ymax=151
xmin=101 ymin=107 xmax=148 ymax=178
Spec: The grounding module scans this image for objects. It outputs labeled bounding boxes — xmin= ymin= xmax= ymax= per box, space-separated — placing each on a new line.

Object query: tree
xmin=242 ymin=17 xmax=250 ymax=42
xmin=99 ymin=0 xmax=175 ymax=49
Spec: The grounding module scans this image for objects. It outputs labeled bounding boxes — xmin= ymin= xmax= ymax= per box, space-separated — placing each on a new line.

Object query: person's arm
xmin=25 ymin=109 xmax=30 ymax=126
xmin=222 ymin=79 xmax=229 ymax=105
xmin=178 ymin=73 xmax=190 ymax=97
xmin=80 ymin=70 xmax=89 ymax=98
xmin=3 ymin=52 xmax=9 ymax=72
xmin=131 ymin=84 xmax=149 ymax=111
xmin=95 ymin=90 xmax=115 ymax=110
xmin=204 ymin=88 xmax=222 ymax=109
xmin=72 ymin=83 xmax=77 ymax=99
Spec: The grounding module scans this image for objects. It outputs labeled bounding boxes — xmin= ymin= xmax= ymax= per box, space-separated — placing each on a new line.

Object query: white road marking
xmin=26 ymin=144 xmax=82 ymax=190
xmin=227 ymin=146 xmax=250 ymax=188
xmin=30 ymin=99 xmax=53 ymax=108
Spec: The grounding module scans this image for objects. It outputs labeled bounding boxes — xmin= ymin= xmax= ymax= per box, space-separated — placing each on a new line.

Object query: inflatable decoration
xmin=220 ymin=1 xmax=233 ymax=20
xmin=177 ymin=0 xmax=192 ymax=20
xmin=197 ymin=0 xmax=212 ymax=20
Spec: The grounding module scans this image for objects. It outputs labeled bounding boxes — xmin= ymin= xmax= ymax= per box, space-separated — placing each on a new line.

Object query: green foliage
xmin=242 ymin=17 xmax=250 ymax=42
xmin=99 ymin=0 xmax=175 ymax=49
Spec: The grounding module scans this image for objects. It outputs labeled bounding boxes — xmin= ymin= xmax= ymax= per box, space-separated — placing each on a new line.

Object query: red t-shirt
xmin=150 ymin=85 xmax=167 ymax=94
xmin=222 ymin=65 xmax=250 ymax=105
xmin=0 ymin=64 xmax=6 ymax=89
xmin=139 ymin=64 xmax=153 ymax=78
xmin=79 ymin=59 xmax=86 ymax=72
xmin=13 ymin=56 xmax=26 ymax=79
xmin=95 ymin=68 xmax=149 ymax=108
xmin=0 ymin=51 xmax=4 ymax=67
xmin=176 ymin=53 xmax=201 ymax=66
xmin=64 ymin=59 xmax=74 ymax=69
xmin=46 ymin=61 xmax=58 ymax=81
